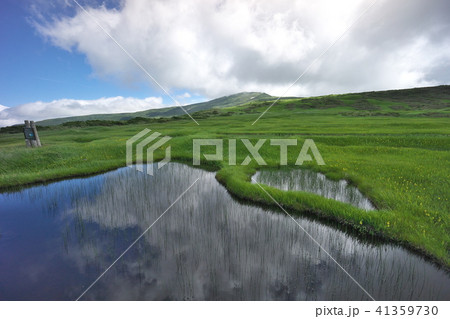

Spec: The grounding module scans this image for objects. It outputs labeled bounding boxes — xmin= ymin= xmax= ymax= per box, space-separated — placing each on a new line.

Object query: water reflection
xmin=252 ymin=169 xmax=376 ymax=210
xmin=0 ymin=163 xmax=448 ymax=300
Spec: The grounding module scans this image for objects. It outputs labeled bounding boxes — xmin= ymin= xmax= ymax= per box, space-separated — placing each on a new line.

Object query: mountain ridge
xmin=37 ymin=92 xmax=273 ymax=126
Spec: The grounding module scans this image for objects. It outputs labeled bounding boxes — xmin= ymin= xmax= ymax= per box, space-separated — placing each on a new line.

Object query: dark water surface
xmin=252 ymin=169 xmax=375 ymax=211
xmin=0 ymin=163 xmax=448 ymax=300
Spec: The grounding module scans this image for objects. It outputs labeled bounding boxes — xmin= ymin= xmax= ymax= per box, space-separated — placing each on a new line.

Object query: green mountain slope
xmin=37 ymin=92 xmax=273 ymax=126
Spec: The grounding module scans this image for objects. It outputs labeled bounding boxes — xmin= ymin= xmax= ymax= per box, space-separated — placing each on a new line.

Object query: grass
xmin=0 ymin=86 xmax=449 ymax=267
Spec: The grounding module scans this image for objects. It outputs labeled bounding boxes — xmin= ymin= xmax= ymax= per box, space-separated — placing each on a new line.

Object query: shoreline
xmin=1 ymin=160 xmax=449 ymax=271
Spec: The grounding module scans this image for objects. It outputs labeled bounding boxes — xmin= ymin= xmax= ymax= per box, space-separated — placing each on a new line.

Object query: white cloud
xmin=177 ymin=92 xmax=191 ymax=99
xmin=0 ymin=96 xmax=164 ymax=127
xmin=33 ymin=0 xmax=450 ymax=98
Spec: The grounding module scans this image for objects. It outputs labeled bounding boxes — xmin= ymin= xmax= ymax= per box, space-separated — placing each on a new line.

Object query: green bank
xmin=0 ymin=86 xmax=449 ymax=267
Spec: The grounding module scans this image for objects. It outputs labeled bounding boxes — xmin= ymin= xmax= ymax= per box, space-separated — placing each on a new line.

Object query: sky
xmin=1 ymin=0 xmax=449 ymax=126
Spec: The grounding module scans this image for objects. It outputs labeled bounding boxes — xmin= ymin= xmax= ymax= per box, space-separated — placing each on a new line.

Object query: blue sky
xmin=1 ymin=0 xmax=449 ymax=126
xmin=0 ymin=0 xmax=184 ymax=108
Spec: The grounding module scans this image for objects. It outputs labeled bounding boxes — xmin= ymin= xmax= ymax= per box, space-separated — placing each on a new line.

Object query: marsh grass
xmin=0 ymin=87 xmax=449 ymax=266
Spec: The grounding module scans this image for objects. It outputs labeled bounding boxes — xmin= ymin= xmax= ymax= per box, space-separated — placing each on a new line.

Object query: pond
xmin=252 ymin=169 xmax=376 ymax=210
xmin=0 ymin=163 xmax=448 ymax=300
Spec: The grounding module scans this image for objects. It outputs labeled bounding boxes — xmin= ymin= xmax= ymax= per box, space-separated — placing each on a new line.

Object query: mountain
xmin=37 ymin=92 xmax=273 ymax=126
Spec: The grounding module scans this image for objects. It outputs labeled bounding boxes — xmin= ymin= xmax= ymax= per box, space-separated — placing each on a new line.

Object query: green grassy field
xmin=1 ymin=86 xmax=449 ymax=267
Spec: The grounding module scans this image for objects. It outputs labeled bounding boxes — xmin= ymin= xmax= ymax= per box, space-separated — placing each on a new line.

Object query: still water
xmin=252 ymin=169 xmax=375 ymax=211
xmin=0 ymin=163 xmax=448 ymax=300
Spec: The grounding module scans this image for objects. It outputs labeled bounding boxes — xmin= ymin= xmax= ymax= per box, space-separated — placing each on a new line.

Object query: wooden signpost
xmin=23 ymin=120 xmax=42 ymax=147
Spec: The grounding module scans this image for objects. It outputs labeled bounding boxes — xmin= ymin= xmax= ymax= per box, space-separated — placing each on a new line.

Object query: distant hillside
xmin=21 ymin=85 xmax=450 ymax=128
xmin=37 ymin=92 xmax=273 ymax=126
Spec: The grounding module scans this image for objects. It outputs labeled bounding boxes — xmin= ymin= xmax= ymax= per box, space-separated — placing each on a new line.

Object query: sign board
xmin=24 ymin=127 xmax=36 ymax=140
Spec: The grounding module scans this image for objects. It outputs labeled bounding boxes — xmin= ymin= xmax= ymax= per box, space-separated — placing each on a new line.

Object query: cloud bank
xmin=33 ymin=0 xmax=450 ymax=98
xmin=0 ymin=96 xmax=164 ymax=127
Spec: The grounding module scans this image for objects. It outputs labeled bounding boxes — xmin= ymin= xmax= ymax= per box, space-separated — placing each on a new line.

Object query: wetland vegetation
xmin=1 ymin=85 xmax=449 ymax=269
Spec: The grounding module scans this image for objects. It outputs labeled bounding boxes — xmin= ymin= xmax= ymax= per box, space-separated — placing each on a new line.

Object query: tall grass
xmin=0 ymin=90 xmax=449 ymax=266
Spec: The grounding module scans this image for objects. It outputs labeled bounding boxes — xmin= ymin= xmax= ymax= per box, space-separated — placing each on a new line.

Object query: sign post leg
xmin=30 ymin=121 xmax=41 ymax=147
xmin=24 ymin=120 xmax=32 ymax=148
